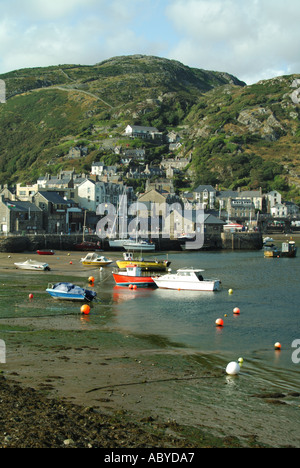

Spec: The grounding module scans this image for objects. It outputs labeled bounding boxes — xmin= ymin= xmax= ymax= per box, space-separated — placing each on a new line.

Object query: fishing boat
xmin=152 ymin=268 xmax=221 ymax=291
xmin=123 ymin=239 xmax=156 ymax=252
xmin=14 ymin=259 xmax=51 ymax=271
xmin=264 ymin=240 xmax=297 ymax=258
xmin=112 ymin=264 xmax=156 ymax=287
xmin=37 ymin=250 xmax=55 ymax=256
xmin=46 ymin=282 xmax=97 ymax=301
xmin=80 ymin=252 xmax=113 ymax=267
xmin=116 ymin=252 xmax=170 ymax=271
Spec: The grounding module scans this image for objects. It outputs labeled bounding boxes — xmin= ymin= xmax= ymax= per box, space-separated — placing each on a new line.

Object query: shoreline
xmin=0 ymin=250 xmax=300 ymax=448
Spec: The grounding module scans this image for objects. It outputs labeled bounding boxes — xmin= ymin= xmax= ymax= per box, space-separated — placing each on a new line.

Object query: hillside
xmin=0 ymin=55 xmax=299 ymax=202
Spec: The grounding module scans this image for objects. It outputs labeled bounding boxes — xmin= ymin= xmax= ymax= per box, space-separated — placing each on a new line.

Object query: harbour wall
xmin=0 ymin=232 xmax=263 ymax=253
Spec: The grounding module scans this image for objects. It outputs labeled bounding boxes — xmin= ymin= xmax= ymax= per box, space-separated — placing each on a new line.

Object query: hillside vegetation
xmin=0 ymin=55 xmax=299 ymax=203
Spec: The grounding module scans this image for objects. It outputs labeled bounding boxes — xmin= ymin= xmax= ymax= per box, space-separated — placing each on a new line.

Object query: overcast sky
xmin=0 ymin=0 xmax=299 ymax=84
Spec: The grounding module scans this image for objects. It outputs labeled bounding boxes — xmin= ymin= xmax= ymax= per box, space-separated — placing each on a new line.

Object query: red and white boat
xmin=112 ymin=264 xmax=156 ymax=287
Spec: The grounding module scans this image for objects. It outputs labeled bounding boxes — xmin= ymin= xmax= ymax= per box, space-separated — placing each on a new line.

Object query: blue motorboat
xmin=46 ymin=282 xmax=97 ymax=302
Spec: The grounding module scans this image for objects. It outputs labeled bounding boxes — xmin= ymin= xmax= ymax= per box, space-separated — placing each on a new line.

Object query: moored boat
xmin=112 ymin=264 xmax=156 ymax=287
xmin=264 ymin=240 xmax=297 ymax=258
xmin=116 ymin=252 xmax=170 ymax=271
xmin=123 ymin=239 xmax=156 ymax=252
xmin=37 ymin=250 xmax=55 ymax=255
xmin=46 ymin=282 xmax=97 ymax=301
xmin=80 ymin=252 xmax=113 ymax=267
xmin=152 ymin=268 xmax=221 ymax=291
xmin=14 ymin=259 xmax=50 ymax=271
xmin=74 ymin=241 xmax=102 ymax=251
xmin=108 ymin=239 xmax=129 ymax=249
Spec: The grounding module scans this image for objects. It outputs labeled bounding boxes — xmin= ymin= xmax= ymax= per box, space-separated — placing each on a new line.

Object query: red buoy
xmin=215 ymin=318 xmax=224 ymax=327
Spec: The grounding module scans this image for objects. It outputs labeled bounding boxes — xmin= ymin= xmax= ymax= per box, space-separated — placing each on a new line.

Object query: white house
xmin=91 ymin=162 xmax=105 ymax=176
xmin=124 ymin=125 xmax=162 ymax=140
xmin=77 ymin=180 xmax=107 ymax=212
xmin=271 ymin=203 xmax=288 ymax=217
xmin=77 ymin=179 xmax=130 ymax=212
xmin=193 ymin=185 xmax=216 ymax=210
xmin=267 ymin=191 xmax=282 ymax=209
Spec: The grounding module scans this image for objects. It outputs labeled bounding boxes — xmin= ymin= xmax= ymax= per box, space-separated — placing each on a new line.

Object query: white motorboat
xmin=14 ymin=259 xmax=50 ymax=271
xmin=152 ymin=268 xmax=221 ymax=291
xmin=123 ymin=239 xmax=156 ymax=252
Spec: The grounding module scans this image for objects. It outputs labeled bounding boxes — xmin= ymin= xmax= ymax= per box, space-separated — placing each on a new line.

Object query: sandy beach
xmin=0 ymin=249 xmax=300 ymax=448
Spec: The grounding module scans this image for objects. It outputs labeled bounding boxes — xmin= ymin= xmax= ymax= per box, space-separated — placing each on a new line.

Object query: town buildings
xmin=0 ymin=124 xmax=298 ymax=236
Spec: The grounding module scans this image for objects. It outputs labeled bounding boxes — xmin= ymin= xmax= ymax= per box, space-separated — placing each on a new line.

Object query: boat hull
xmin=116 ymin=260 xmax=170 ymax=271
xmin=152 ymin=277 xmax=220 ymax=291
xmin=46 ymin=291 xmax=87 ymax=301
xmin=37 ymin=250 xmax=55 ymax=256
xmin=112 ymin=273 xmax=156 ymax=287
xmin=15 ymin=262 xmax=50 ymax=271
xmin=123 ymin=243 xmax=155 ymax=252
xmin=46 ymin=283 xmax=97 ymax=301
xmin=81 ymin=261 xmax=113 ymax=266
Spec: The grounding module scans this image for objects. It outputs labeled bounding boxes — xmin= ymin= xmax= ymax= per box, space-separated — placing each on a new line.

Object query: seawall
xmin=0 ymin=232 xmax=263 ymax=253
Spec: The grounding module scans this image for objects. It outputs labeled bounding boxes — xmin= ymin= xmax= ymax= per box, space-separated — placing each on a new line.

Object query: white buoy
xmin=226 ymin=361 xmax=240 ymax=375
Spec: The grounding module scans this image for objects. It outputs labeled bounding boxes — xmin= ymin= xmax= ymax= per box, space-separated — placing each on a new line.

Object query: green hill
xmin=0 ymin=55 xmax=299 ymax=203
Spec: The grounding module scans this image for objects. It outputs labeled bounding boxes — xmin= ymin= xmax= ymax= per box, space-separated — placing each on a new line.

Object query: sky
xmin=0 ymin=0 xmax=299 ymax=84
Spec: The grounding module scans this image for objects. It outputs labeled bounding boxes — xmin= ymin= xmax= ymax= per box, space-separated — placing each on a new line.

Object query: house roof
xmin=194 ymin=185 xmax=216 ymax=193
xmin=127 ymin=125 xmax=159 ymax=133
xmin=6 ymin=200 xmax=42 ymax=212
xmin=37 ymin=191 xmax=69 ymax=204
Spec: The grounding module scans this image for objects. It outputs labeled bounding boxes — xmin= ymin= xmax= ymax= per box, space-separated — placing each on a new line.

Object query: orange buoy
xmin=70 ymin=261 xmax=73 ymax=265
xmin=215 ymin=318 xmax=224 ymax=327
xmin=81 ymin=304 xmax=91 ymax=315
xmin=233 ymin=307 xmax=240 ymax=314
xmin=274 ymin=342 xmax=281 ymax=350
xmin=133 ymin=285 xmax=137 ymax=290
xmin=29 ymin=293 xmax=34 ymax=299
xmin=88 ymin=276 xmax=95 ymax=283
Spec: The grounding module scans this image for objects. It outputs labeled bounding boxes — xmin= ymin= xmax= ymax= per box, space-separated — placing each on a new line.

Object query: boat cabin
xmin=125 ymin=264 xmax=143 ymax=277
xmin=177 ymin=268 xmax=205 ymax=281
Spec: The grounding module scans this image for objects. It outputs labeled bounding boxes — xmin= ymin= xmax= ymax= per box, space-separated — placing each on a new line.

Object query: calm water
xmin=107 ymin=246 xmax=300 ymax=377
xmin=0 ymin=243 xmax=299 ymax=389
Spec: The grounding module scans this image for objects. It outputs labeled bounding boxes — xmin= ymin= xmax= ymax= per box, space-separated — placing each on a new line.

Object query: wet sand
xmin=0 ymin=250 xmax=300 ymax=448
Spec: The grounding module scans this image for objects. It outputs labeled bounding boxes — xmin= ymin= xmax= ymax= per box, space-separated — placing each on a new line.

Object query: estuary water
xmin=108 ymin=244 xmax=300 ymax=381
